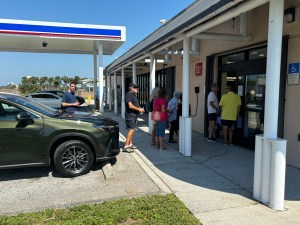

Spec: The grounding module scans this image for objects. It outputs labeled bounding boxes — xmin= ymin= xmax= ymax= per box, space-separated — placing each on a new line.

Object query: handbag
xmin=152 ymin=111 xmax=163 ymax=122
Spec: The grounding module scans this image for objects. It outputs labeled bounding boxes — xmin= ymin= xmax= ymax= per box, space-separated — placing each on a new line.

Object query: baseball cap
xmin=129 ymin=83 xmax=139 ymax=88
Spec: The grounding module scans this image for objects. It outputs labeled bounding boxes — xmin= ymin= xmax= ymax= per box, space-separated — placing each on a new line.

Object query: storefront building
xmin=104 ymin=0 xmax=300 ymax=168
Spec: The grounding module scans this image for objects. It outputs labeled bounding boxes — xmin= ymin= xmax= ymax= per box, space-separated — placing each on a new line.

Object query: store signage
xmin=195 ymin=62 xmax=203 ymax=76
xmin=287 ymin=62 xmax=300 ymax=85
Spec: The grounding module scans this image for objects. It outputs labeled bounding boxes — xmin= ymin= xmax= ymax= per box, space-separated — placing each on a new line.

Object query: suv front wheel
xmin=54 ymin=140 xmax=94 ymax=177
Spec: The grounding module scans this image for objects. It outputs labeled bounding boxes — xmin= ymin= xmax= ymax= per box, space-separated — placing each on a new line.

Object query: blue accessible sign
xmin=287 ymin=62 xmax=300 ymax=85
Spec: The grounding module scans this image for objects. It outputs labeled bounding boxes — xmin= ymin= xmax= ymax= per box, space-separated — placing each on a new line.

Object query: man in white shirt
xmin=207 ymin=83 xmax=219 ymax=142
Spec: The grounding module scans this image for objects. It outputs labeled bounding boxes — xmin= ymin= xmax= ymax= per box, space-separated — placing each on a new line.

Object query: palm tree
xmin=40 ymin=76 xmax=48 ymax=90
xmin=48 ymin=77 xmax=54 ymax=90
xmin=73 ymin=76 xmax=81 ymax=84
xmin=54 ymin=76 xmax=61 ymax=89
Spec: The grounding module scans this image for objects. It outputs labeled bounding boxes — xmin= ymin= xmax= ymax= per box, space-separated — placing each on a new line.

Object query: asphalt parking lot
xmin=0 ymin=149 xmax=161 ymax=215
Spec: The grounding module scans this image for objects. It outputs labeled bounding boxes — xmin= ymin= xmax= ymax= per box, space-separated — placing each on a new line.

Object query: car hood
xmin=58 ymin=111 xmax=118 ymax=126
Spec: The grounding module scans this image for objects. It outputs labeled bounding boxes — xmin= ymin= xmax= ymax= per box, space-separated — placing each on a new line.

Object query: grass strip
xmin=0 ymin=194 xmax=201 ymax=225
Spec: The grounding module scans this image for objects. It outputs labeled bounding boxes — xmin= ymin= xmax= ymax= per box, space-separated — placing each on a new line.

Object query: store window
xmin=249 ymin=47 xmax=267 ymax=60
xmin=221 ymin=52 xmax=245 ymax=65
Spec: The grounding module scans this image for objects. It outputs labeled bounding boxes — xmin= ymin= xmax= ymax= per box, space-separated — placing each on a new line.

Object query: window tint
xmin=249 ymin=48 xmax=267 ymax=60
xmin=55 ymin=92 xmax=64 ymax=97
xmin=32 ymin=94 xmax=58 ymax=99
xmin=0 ymin=102 xmax=39 ymax=120
xmin=222 ymin=53 xmax=245 ymax=65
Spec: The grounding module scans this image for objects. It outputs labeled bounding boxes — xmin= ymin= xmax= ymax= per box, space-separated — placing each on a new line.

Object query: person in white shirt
xmin=207 ymin=83 xmax=219 ymax=142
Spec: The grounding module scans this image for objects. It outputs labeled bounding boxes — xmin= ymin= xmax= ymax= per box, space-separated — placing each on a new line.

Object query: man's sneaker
xmin=122 ymin=147 xmax=134 ymax=153
xmin=129 ymin=145 xmax=138 ymax=149
xmin=207 ymin=138 xmax=216 ymax=142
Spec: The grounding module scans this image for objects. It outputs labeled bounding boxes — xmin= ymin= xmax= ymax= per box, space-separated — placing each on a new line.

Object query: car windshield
xmin=6 ymin=94 xmax=58 ymax=116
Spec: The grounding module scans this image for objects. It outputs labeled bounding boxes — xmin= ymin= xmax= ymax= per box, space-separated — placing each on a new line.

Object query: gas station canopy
xmin=0 ymin=19 xmax=126 ymax=55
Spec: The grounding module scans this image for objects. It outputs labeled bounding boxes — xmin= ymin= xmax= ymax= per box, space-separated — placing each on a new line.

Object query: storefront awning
xmin=105 ymin=0 xmax=236 ymax=72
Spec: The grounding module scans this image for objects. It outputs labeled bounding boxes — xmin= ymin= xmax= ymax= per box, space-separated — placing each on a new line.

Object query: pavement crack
xmin=196 ymin=202 xmax=259 ymax=215
xmin=194 ymin=150 xmax=229 ymax=164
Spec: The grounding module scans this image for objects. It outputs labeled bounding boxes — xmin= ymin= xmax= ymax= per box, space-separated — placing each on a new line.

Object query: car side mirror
xmin=15 ymin=112 xmax=34 ymax=125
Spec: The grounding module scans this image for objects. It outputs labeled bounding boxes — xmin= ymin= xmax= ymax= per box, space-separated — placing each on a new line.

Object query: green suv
xmin=0 ymin=92 xmax=119 ymax=177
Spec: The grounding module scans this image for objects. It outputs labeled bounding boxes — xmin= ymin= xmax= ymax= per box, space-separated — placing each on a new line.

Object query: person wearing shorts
xmin=153 ymin=88 xmax=168 ymax=151
xmin=124 ymin=83 xmax=145 ymax=153
xmin=207 ymin=83 xmax=219 ymax=142
xmin=219 ymin=85 xmax=241 ymax=145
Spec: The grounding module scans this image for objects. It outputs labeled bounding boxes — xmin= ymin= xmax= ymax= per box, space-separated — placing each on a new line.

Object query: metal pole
xmin=97 ymin=41 xmax=104 ymax=113
xmin=182 ymin=37 xmax=190 ymax=118
xmin=121 ymin=67 xmax=125 ymax=119
xmin=132 ymin=62 xmax=137 ymax=83
xmin=108 ymin=74 xmax=112 ymax=111
xmin=93 ymin=52 xmax=98 ymax=106
xmin=114 ymin=71 xmax=118 ymax=114
xmin=182 ymin=36 xmax=192 ymax=156
xmin=264 ymin=0 xmax=284 ymax=139
xmin=149 ymin=54 xmax=156 ymax=134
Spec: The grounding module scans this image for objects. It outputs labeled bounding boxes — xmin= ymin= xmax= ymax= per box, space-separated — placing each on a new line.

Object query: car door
xmin=0 ymin=101 xmax=45 ymax=166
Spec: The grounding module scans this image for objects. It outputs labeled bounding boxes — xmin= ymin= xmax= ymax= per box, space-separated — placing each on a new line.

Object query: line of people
xmin=149 ymin=88 xmax=182 ymax=150
xmin=123 ymin=82 xmax=242 ymax=153
xmin=207 ymin=83 xmax=241 ymax=145
xmin=123 ymin=83 xmax=184 ymax=152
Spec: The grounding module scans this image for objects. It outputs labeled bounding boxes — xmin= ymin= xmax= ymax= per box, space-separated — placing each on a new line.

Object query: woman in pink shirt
xmin=153 ymin=88 xmax=168 ymax=150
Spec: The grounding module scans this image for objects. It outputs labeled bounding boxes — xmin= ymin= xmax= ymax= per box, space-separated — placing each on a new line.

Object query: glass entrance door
xmin=243 ymin=74 xmax=266 ymax=149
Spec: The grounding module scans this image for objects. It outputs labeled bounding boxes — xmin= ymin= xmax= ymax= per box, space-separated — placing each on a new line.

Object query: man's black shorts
xmin=208 ymin=113 xmax=217 ymax=121
xmin=221 ymin=119 xmax=235 ymax=127
xmin=125 ymin=115 xmax=137 ymax=129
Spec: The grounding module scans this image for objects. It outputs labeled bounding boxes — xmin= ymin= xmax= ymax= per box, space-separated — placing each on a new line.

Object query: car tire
xmin=54 ymin=140 xmax=94 ymax=177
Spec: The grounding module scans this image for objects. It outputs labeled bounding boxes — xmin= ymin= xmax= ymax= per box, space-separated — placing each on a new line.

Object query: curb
xmin=119 ymin=133 xmax=172 ymax=194
xmin=101 ymin=160 xmax=116 ymax=180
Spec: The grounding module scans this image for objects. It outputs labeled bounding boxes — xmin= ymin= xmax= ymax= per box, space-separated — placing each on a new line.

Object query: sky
xmin=0 ymin=0 xmax=195 ymax=86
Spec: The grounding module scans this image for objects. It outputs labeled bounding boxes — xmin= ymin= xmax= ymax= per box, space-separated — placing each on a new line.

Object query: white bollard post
xmin=179 ymin=116 xmax=184 ymax=154
xmin=270 ymin=138 xmax=287 ymax=210
xmin=253 ymin=134 xmax=264 ymax=200
xmin=261 ymin=138 xmax=271 ymax=204
xmin=184 ymin=117 xmax=192 ymax=156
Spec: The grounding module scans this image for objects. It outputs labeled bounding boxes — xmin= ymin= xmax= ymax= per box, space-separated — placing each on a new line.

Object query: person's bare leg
xmin=159 ymin=137 xmax=165 ymax=150
xmin=223 ymin=126 xmax=228 ymax=144
xmin=155 ymin=136 xmax=159 ymax=148
xmin=228 ymin=127 xmax=233 ymax=144
xmin=152 ymin=124 xmax=156 ymax=144
xmin=125 ymin=129 xmax=135 ymax=147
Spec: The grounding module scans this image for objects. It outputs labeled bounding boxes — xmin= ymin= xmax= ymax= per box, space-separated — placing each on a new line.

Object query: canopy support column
xmin=121 ymin=67 xmax=125 ymax=119
xmin=97 ymin=41 xmax=104 ymax=113
xmin=179 ymin=37 xmax=191 ymax=157
xmin=132 ymin=62 xmax=137 ymax=83
xmin=149 ymin=54 xmax=156 ymax=134
xmin=114 ymin=71 xmax=118 ymax=114
xmin=93 ymin=52 xmax=98 ymax=107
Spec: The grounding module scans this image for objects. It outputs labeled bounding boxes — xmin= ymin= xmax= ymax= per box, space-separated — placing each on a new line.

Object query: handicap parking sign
xmin=288 ymin=62 xmax=300 ymax=85
xmin=288 ymin=62 xmax=300 ymax=74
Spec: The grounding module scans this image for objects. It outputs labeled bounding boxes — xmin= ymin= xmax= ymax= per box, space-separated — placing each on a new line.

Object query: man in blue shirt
xmin=61 ymin=82 xmax=80 ymax=112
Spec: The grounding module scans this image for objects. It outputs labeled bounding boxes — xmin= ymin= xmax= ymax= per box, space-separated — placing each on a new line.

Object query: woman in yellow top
xmin=219 ymin=85 xmax=241 ymax=145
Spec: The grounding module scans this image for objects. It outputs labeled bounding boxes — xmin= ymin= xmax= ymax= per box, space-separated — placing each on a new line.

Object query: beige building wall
xmin=284 ymin=37 xmax=300 ymax=168
xmin=185 ymin=4 xmax=270 ymax=135
xmin=133 ymin=1 xmax=300 ymax=167
xmin=283 ymin=1 xmax=300 ymax=168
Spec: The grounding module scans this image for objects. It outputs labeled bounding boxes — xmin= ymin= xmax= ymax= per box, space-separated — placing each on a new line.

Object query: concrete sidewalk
xmin=103 ymin=111 xmax=300 ymax=225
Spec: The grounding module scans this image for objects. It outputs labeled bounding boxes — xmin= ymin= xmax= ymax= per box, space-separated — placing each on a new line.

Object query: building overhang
xmin=0 ymin=19 xmax=126 ymax=55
